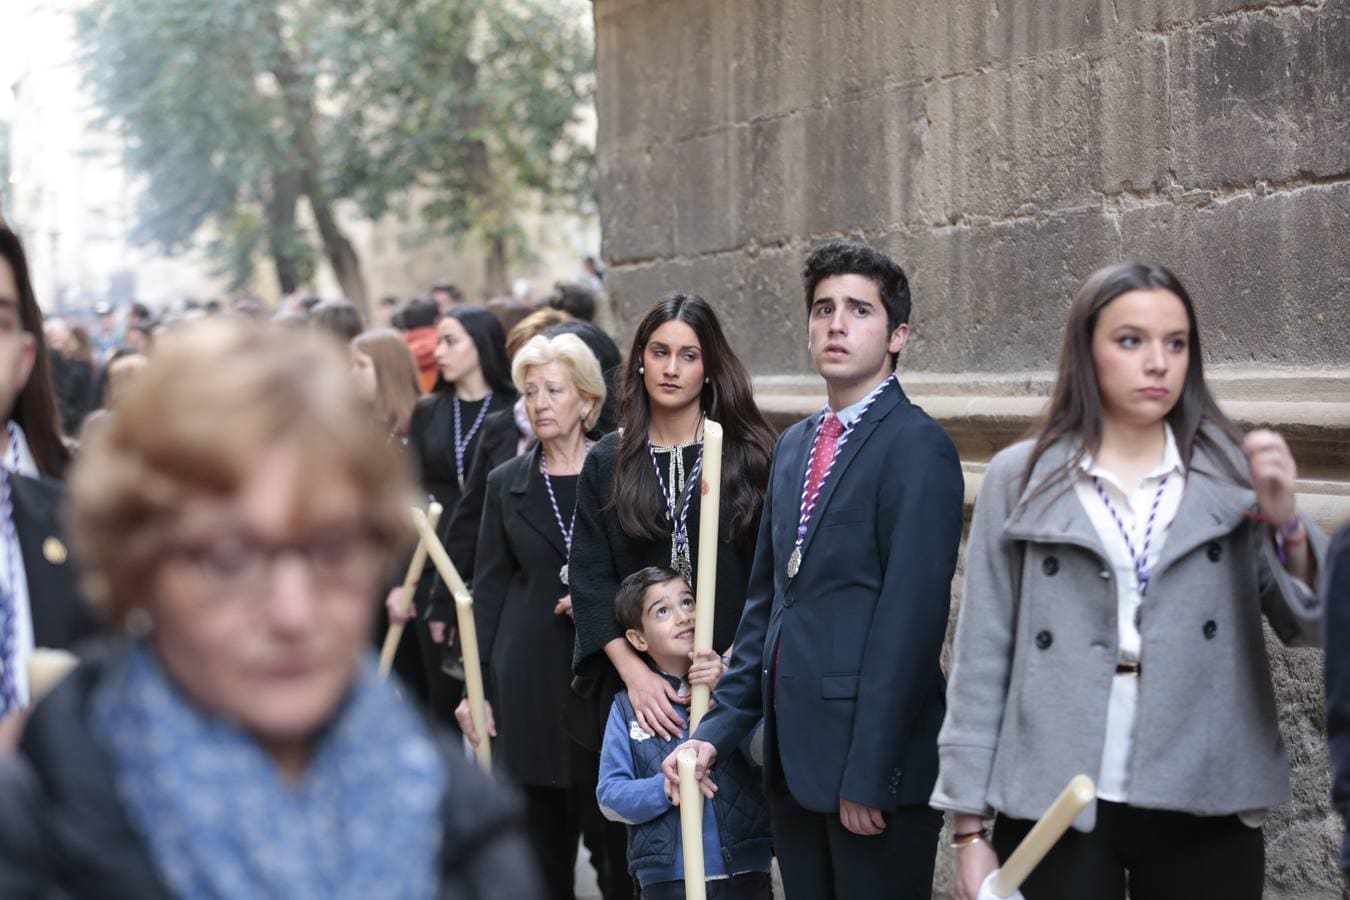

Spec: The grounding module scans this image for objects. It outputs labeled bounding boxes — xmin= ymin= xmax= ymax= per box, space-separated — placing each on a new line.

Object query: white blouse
xmin=1073 ymin=424 xmax=1185 ymax=805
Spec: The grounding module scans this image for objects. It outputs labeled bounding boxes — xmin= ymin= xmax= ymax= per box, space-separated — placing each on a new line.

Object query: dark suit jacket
xmin=694 ymin=377 xmax=964 ymax=814
xmin=473 ymin=448 xmax=593 ymax=787
xmin=1324 ymin=524 xmax=1350 ymax=875
xmin=12 ymin=474 xmax=97 ymax=650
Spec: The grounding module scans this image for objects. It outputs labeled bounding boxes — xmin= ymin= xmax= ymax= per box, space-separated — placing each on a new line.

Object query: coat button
xmin=1035 ymin=630 xmax=1054 ymax=650
xmin=1042 ymin=557 xmax=1060 ymax=576
xmin=1203 ymin=620 xmax=1217 ymax=639
xmin=1206 ymin=542 xmax=1222 ymax=562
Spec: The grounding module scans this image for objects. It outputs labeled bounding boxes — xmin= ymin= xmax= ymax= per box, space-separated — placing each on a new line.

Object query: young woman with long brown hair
xmin=933 ymin=262 xmax=1327 ymax=900
xmin=570 ymin=292 xmax=776 ymax=746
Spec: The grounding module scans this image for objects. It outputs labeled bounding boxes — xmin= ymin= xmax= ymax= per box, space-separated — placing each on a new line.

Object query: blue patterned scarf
xmin=89 ymin=643 xmax=447 ymax=900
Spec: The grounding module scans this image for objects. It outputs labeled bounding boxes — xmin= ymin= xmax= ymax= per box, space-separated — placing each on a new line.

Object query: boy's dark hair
xmin=615 ymin=565 xmax=684 ymax=633
xmin=801 ymin=241 xmax=912 ymax=365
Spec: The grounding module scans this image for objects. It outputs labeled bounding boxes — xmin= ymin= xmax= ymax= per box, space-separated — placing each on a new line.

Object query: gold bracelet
xmin=950 ymin=829 xmax=990 ymax=849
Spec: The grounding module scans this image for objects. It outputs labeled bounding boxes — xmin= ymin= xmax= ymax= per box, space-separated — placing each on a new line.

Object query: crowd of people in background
xmin=0 ymin=217 xmax=1348 ymax=900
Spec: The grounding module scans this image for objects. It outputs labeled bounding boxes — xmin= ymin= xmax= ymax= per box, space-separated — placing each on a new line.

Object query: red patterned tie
xmin=774 ymin=412 xmax=844 ymax=711
xmin=803 ymin=413 xmax=844 ymax=509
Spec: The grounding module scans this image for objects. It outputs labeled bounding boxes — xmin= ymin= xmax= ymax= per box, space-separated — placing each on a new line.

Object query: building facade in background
xmin=592 ymin=2 xmax=1350 ymax=897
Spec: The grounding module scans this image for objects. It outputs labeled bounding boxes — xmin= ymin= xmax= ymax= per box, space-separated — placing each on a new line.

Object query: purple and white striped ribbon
xmin=452 ymin=393 xmax=494 ymax=489
xmin=1093 ymin=474 xmax=1169 ymax=597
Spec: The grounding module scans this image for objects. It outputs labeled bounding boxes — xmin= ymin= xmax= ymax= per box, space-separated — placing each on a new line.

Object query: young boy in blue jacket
xmin=597 ymin=566 xmax=773 ymax=900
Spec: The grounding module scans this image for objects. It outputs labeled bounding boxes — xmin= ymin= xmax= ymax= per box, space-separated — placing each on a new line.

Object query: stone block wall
xmin=592 ymin=1 xmax=1350 ymax=896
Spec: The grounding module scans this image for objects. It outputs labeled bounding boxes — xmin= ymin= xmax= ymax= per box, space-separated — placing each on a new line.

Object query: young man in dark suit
xmin=663 ymin=241 xmax=964 ymax=898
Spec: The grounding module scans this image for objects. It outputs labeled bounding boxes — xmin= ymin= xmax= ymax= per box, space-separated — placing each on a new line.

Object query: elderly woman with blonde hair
xmin=0 ymin=320 xmax=541 ymax=899
xmin=451 ymin=333 xmax=624 ymax=898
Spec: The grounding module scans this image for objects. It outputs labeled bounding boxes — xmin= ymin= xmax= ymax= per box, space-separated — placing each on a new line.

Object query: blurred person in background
xmin=45 ymin=319 xmax=96 ymax=439
xmin=375 ymin=295 xmax=401 ymax=329
xmin=351 ymin=327 xmax=429 ymax=706
xmin=123 ymin=324 xmax=153 ymax=355
xmin=92 ymin=302 xmax=122 ymax=363
xmin=397 ymin=297 xmax=443 ymax=393
xmin=81 ymin=348 xmax=150 ymax=445
xmin=546 ymin=282 xmax=597 ymax=323
xmin=487 ymin=297 xmax=533 ymax=337
xmin=351 ymin=328 xmax=424 ymax=444
xmin=432 ymin=283 xmax=464 ymax=316
xmin=580 ymin=256 xmax=604 ymax=294
xmin=312 ymin=300 xmax=365 ymax=345
xmin=0 ymin=319 xmax=542 ymax=898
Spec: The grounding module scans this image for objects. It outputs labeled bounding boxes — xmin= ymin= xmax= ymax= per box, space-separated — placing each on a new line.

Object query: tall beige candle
xmin=378 ymin=503 xmax=443 ymax=678
xmin=27 ymin=648 xmax=78 ymax=704
xmin=677 ymin=748 xmax=707 ymax=900
xmin=990 ymin=774 xmax=1095 ymax=897
xmin=688 ymin=419 xmax=723 ymax=732
xmin=412 ymin=506 xmax=492 ymax=773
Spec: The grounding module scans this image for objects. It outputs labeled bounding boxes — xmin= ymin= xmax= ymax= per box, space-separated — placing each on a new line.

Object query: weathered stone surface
xmin=593 ymin=1 xmax=1350 ymax=894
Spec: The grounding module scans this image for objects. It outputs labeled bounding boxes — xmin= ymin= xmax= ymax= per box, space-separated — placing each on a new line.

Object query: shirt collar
xmin=4 ymin=420 xmax=40 ymax=479
xmin=1079 ymin=422 xmax=1185 ymax=489
xmin=830 ymin=374 xmax=894 ymax=430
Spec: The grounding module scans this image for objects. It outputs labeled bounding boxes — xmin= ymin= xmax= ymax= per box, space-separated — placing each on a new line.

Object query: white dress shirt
xmin=1074 ymin=424 xmax=1185 ymax=804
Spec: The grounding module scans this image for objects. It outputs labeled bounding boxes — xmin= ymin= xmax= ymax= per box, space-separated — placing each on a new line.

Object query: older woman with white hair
xmin=454 ymin=333 xmax=615 ymax=899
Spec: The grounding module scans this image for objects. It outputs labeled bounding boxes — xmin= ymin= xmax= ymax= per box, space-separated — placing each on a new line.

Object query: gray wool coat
xmin=931 ymin=430 xmax=1327 ymax=830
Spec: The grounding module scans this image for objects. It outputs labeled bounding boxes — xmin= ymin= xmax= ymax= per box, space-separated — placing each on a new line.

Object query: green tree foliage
xmin=77 ymin=0 xmax=594 ymax=307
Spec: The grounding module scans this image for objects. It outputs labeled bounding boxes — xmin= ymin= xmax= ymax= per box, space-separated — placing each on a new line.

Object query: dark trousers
xmin=641 ymin=872 xmax=773 ymax=900
xmin=992 ymin=801 xmax=1265 ymax=900
xmin=768 ymin=776 xmax=941 ymax=899
xmin=523 ymin=782 xmax=633 ymax=900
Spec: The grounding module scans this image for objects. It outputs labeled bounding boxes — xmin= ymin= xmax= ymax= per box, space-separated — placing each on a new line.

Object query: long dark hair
xmin=1023 ymin=262 xmax=1243 ymax=498
xmin=0 ymin=228 xmax=70 ymax=478
xmin=611 ymin=292 xmax=775 ymax=545
xmin=432 ymin=306 xmax=515 ymax=398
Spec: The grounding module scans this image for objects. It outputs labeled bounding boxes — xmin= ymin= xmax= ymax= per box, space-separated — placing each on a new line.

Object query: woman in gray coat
xmin=932 ymin=262 xmax=1326 ymax=900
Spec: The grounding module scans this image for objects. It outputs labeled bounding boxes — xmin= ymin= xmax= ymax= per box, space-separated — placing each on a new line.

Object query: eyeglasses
xmin=163 ymin=524 xmax=384 ymax=599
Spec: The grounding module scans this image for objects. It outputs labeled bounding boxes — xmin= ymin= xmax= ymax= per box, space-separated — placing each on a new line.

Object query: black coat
xmin=568 ymin=431 xmax=759 ymax=750
xmin=1324 ymin=524 xmax=1350 ymax=875
xmin=473 ymin=448 xmax=594 ymax=787
xmin=694 ymin=378 xmax=965 ymax=814
xmin=13 ymin=473 xmax=98 ymax=649
xmin=0 ymin=644 xmax=545 ymax=900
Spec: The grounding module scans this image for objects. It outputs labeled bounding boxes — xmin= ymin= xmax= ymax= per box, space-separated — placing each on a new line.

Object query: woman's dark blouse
xmin=406 ymin=391 xmax=514 ymax=617
xmin=568 ymin=431 xmax=760 ymax=746
xmin=407 ymin=392 xmax=515 ymax=515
